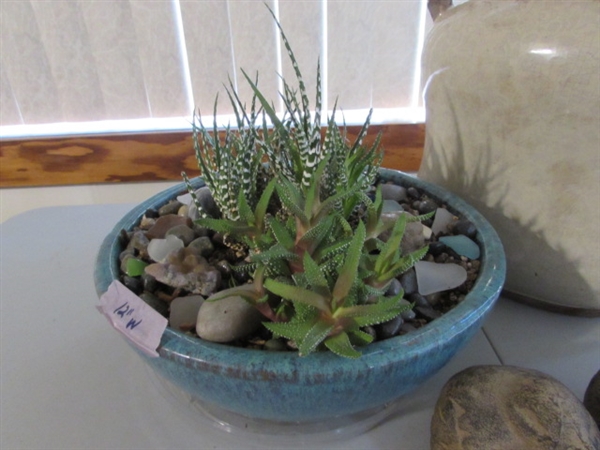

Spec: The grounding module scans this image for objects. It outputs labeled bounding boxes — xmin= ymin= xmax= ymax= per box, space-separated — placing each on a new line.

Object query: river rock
xmin=196 ymin=295 xmax=263 ymax=343
xmin=585 ymin=369 xmax=600 ymax=428
xmin=380 ymin=183 xmax=408 ymax=202
xmin=165 ymin=224 xmax=196 ymax=246
xmin=158 ymin=200 xmax=183 ymax=216
xmin=399 ymin=269 xmax=418 ymax=295
xmin=146 ymin=215 xmax=191 ymax=239
xmin=195 ymin=186 xmax=220 ymax=218
xmin=145 ymin=248 xmax=222 ymax=296
xmin=431 ymin=365 xmax=600 ymax=450
xmin=401 ymin=221 xmax=426 ymax=255
xmin=169 ymin=295 xmax=204 ymax=331
xmin=188 ymin=236 xmax=214 ymax=257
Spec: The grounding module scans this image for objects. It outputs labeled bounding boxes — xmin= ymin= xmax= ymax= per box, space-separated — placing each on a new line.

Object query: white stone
xmin=415 ymin=261 xmax=467 ymax=296
xmin=431 ymin=207 xmax=455 ymax=236
xmin=147 ymin=235 xmax=184 ymax=263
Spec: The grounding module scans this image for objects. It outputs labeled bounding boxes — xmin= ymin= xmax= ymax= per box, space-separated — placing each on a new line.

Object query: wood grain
xmin=0 ymin=123 xmax=424 ymax=188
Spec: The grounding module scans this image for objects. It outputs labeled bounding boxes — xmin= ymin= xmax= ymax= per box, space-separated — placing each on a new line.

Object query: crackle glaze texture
xmin=419 ymin=0 xmax=600 ymax=314
xmin=94 ymin=169 xmax=505 ymax=423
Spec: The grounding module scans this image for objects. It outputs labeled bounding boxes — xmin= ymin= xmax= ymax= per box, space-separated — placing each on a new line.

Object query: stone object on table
xmin=584 ymin=368 xmax=600 ymax=429
xmin=431 ymin=365 xmax=600 ymax=450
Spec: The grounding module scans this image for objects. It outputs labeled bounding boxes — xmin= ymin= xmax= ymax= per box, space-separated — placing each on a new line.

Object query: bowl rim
xmin=94 ymin=168 xmax=506 ymax=375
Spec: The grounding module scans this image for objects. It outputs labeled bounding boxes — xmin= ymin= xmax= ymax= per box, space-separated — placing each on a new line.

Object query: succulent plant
xmin=182 ymin=7 xmax=430 ymax=358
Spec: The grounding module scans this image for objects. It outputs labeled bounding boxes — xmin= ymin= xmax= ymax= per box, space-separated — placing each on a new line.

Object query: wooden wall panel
xmin=0 ymin=123 xmax=424 ymax=188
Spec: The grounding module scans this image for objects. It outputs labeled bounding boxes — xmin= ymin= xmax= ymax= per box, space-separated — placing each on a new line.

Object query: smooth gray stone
xmin=431 ymin=365 xmax=600 ymax=450
xmin=169 ymin=295 xmax=204 ymax=331
xmin=196 ymin=295 xmax=263 ymax=343
xmin=165 ymin=224 xmax=196 ymax=246
xmin=380 ymin=183 xmax=408 ymax=202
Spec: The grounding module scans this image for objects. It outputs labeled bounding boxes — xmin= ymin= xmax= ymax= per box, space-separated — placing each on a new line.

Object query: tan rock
xmin=431 ymin=365 xmax=600 ymax=450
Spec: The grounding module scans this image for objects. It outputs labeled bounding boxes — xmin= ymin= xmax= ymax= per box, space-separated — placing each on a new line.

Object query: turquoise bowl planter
xmin=94 ymin=169 xmax=505 ymax=423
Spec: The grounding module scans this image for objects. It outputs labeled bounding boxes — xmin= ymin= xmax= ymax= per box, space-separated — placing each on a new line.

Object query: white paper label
xmin=97 ymin=280 xmax=167 ymax=357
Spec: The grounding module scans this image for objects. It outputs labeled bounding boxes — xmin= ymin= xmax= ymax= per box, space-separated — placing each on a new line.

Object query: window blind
xmin=0 ymin=0 xmax=432 ymax=138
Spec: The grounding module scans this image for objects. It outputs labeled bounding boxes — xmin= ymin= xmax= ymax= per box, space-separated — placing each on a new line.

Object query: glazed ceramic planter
xmin=94 ymin=168 xmax=505 ymax=423
xmin=420 ymin=0 xmax=600 ymax=315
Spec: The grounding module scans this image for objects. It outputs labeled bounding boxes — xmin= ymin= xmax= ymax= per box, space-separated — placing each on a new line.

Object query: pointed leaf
xmin=302 ymin=252 xmax=330 ymax=291
xmin=254 ymin=179 xmax=277 ymax=231
xmin=299 ymin=321 xmax=334 ymax=356
xmin=332 ymin=221 xmax=366 ymax=302
xmin=267 ymin=216 xmax=295 ymax=249
xmin=324 ymin=332 xmax=361 ymax=359
xmin=264 ymin=279 xmax=330 ymax=312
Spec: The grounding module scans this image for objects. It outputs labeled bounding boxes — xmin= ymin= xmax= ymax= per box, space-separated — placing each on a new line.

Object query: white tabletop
xmin=1 ymin=204 xmax=599 ymax=450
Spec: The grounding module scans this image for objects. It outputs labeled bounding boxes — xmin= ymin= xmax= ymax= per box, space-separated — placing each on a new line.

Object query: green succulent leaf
xmin=324 ymin=332 xmax=361 ymax=359
xmin=302 ymin=251 xmax=330 ymax=291
xmin=350 ymin=329 xmax=375 ymax=346
xmin=264 ymin=317 xmax=315 ymax=343
xmin=267 ymin=216 xmax=295 ymax=249
xmin=332 ymin=221 xmax=366 ymax=303
xmin=299 ymin=321 xmax=335 ymax=356
xmin=264 ymin=278 xmax=330 ymax=312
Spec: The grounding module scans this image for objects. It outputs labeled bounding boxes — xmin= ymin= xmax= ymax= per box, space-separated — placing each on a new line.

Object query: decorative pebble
xmin=165 ymin=224 xmax=196 ymax=246
xmin=144 ymin=208 xmax=159 ymax=219
xmin=159 ymin=200 xmax=183 ymax=216
xmin=126 ymin=230 xmax=150 ymax=257
xmin=401 ymin=220 xmax=426 ymax=255
xmin=381 ymin=200 xmax=404 ymax=224
xmin=407 ymin=292 xmax=430 ymax=308
xmin=139 ymin=216 xmax=156 ymax=230
xmin=196 ymin=295 xmax=264 ymax=343
xmin=417 ymin=198 xmax=439 ymax=214
xmin=188 ymin=236 xmax=215 ymax=257
xmin=146 ymin=215 xmax=191 ymax=239
xmin=584 ymin=369 xmax=600 ymax=428
xmin=415 ymin=260 xmax=467 ymax=296
xmin=415 ymin=305 xmax=442 ymax=321
xmin=264 ymin=338 xmax=287 ymax=351
xmin=439 ymin=235 xmax=480 ymax=260
xmin=399 ymin=268 xmax=418 ymax=295
xmin=195 ymin=186 xmax=221 ymax=218
xmin=431 ymin=207 xmax=456 ymax=235
xmin=376 ymin=315 xmax=404 ymax=339
xmin=428 ymin=241 xmax=447 ymax=257
xmin=147 ymin=235 xmax=185 ymax=263
xmin=139 ymin=292 xmax=169 ymax=316
xmin=399 ymin=298 xmax=416 ymax=320
xmin=431 ymin=365 xmax=600 ymax=450
xmin=122 ymin=276 xmax=142 ymax=295
xmin=407 ymin=187 xmax=420 ymax=199
xmin=453 ymin=219 xmax=477 ymax=238
xmin=124 ymin=257 xmax=148 ymax=277
xmin=177 ymin=204 xmax=189 ymax=217
xmin=385 ymin=278 xmax=403 ymax=297
xmin=380 ymin=184 xmax=408 ymax=202
xmin=169 ymin=295 xmax=205 ymax=331
xmin=145 ymin=248 xmax=222 ymax=296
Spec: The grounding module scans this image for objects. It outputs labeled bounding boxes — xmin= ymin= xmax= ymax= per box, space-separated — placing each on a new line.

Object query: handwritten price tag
xmin=97 ymin=280 xmax=167 ymax=357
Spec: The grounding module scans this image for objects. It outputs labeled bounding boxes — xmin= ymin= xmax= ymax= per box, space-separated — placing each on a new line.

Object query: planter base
xmin=145 ymin=364 xmax=402 ymax=441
